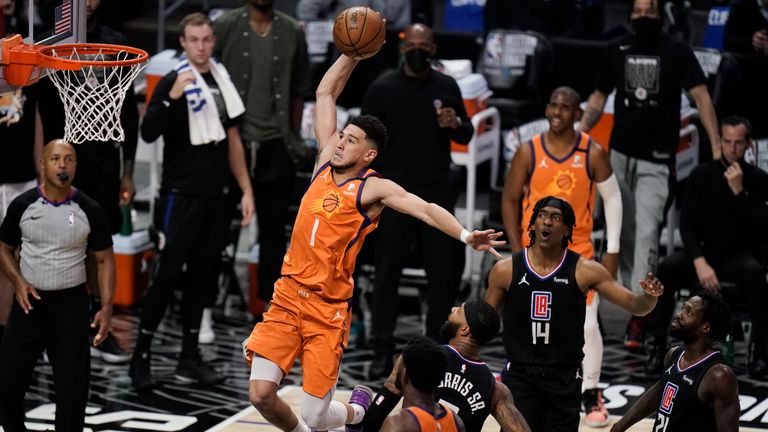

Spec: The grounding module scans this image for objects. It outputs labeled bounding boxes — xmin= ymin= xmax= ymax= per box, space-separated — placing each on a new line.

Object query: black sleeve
xmin=0 ymin=192 xmax=32 ymax=247
xmin=141 ymin=71 xmax=181 ymax=143
xmin=444 ymin=78 xmax=474 ymax=145
xmin=680 ymin=166 xmax=705 ymax=260
xmin=595 ymin=43 xmax=617 ymax=95
xmin=120 ymin=84 xmax=139 ymax=163
xmin=679 ymin=44 xmax=707 ymax=91
xmin=77 ymin=192 xmax=113 ymax=252
xmin=362 ymin=386 xmax=402 ymax=432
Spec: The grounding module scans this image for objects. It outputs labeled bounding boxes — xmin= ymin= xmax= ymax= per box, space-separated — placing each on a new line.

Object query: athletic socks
xmin=349 ymin=403 xmax=366 ymax=424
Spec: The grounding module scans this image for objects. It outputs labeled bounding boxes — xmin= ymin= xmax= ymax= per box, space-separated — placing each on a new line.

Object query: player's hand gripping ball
xmin=333 ymin=6 xmax=386 ymax=60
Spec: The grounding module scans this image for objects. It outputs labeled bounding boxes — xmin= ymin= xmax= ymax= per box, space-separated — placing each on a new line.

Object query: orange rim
xmin=37 ymin=43 xmax=149 ymax=70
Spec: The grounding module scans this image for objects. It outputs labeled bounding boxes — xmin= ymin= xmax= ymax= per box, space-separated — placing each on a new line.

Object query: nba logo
xmin=530 ymin=291 xmax=551 ymax=321
xmin=660 ymin=382 xmax=678 ymax=414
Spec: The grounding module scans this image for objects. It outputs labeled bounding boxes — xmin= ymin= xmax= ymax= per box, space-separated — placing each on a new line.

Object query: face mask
xmin=405 ymin=48 xmax=432 ymax=74
xmin=631 ymin=17 xmax=662 ymax=44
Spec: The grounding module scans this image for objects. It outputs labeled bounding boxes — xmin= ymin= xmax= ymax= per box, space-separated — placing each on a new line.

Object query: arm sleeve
xmin=0 ymin=196 xmax=29 ymax=247
xmin=596 ymin=173 xmax=622 ymax=254
xmin=445 ymin=78 xmax=475 ymax=145
xmin=140 ymin=71 xmax=179 ymax=143
xmin=680 ymin=168 xmax=704 ymax=260
xmin=362 ymin=386 xmax=402 ymax=432
xmin=80 ymin=194 xmax=113 ymax=252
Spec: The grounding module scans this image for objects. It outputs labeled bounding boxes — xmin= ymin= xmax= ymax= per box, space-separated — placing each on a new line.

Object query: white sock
xmin=349 ymin=402 xmax=366 ymax=425
xmin=289 ymin=421 xmax=310 ymax=432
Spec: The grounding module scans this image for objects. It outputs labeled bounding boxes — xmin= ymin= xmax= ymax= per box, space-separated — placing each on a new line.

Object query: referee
xmin=0 ymin=139 xmax=115 ymax=431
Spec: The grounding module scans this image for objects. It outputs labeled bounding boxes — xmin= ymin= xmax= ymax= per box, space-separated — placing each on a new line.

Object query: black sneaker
xmin=129 ymin=350 xmax=155 ymax=391
xmin=175 ymin=354 xmax=225 ymax=385
xmin=92 ymin=333 xmax=131 ymax=364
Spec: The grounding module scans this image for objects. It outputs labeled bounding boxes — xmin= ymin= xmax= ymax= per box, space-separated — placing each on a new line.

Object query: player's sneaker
xmin=199 ymin=308 xmax=215 ymax=344
xmin=129 ymin=350 xmax=156 ymax=391
xmin=345 ymin=385 xmax=374 ymax=432
xmin=91 ymin=333 xmax=131 ymax=363
xmin=583 ymin=388 xmax=609 ymax=428
xmin=175 ymin=352 xmax=225 ymax=385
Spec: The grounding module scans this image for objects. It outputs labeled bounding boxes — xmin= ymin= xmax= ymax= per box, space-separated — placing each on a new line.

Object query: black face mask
xmin=405 ymin=48 xmax=432 ymax=74
xmin=631 ymin=17 xmax=662 ymax=45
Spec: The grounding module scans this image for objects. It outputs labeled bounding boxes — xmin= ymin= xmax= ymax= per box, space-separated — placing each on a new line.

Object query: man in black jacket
xmin=128 ymin=12 xmax=254 ymax=391
xmin=723 ymin=0 xmax=768 ymax=55
xmin=361 ymin=23 xmax=474 ymax=378
xmin=648 ymin=116 xmax=768 ymax=379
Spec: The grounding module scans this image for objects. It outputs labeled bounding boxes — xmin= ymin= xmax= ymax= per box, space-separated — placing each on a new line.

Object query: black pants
xmin=252 ymin=174 xmax=293 ymax=303
xmin=141 ymin=194 xmax=230 ymax=355
xmin=501 ymin=363 xmax=582 ymax=432
xmin=0 ymin=285 xmax=90 ymax=432
xmin=371 ymin=187 xmax=464 ymax=355
xmin=652 ymin=250 xmax=767 ymax=346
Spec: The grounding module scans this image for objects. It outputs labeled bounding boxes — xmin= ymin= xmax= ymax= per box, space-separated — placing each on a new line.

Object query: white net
xmin=44 ymin=46 xmax=146 ymax=144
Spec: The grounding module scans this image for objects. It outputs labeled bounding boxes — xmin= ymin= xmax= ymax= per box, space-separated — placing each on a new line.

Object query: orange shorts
xmin=244 ymin=277 xmax=351 ymax=398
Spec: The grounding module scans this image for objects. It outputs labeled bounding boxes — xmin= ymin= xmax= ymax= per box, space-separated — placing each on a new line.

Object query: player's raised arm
xmin=314 ymin=55 xmax=359 ymax=167
xmin=361 ymin=177 xmax=505 ymax=257
xmin=577 ymin=259 xmax=663 ymax=316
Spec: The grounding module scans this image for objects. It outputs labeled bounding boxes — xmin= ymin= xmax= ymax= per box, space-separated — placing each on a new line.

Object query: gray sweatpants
xmin=610 ymin=150 xmax=671 ymax=294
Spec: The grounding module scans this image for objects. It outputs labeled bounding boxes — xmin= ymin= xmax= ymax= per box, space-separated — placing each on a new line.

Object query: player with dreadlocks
xmin=486 ymin=196 xmax=665 ymax=432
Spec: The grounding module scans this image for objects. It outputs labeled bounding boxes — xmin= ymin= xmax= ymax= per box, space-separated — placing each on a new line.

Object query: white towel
xmin=174 ymin=57 xmax=245 ymax=145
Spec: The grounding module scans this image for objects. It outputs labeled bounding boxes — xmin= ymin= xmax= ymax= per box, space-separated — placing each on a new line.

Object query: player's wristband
xmin=460 ymin=229 xmax=470 ymax=244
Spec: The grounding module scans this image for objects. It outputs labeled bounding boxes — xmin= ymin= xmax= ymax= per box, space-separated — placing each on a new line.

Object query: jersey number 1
xmin=531 ymin=322 xmax=550 ymax=344
xmin=310 ymin=217 xmax=320 ymax=246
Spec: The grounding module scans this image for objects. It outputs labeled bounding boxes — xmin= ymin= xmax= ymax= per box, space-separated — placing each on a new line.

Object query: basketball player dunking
xmin=486 ymin=196 xmax=663 ymax=432
xmin=611 ymin=292 xmax=739 ymax=432
xmin=243 ymin=54 xmax=505 ymax=432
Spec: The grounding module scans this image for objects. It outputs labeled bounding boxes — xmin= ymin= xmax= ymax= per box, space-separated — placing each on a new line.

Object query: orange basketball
xmin=323 ymin=194 xmax=340 ymax=212
xmin=332 ymin=7 xmax=386 ymax=60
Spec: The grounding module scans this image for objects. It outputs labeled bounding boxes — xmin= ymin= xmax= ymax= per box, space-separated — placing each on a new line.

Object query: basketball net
xmin=44 ymin=45 xmax=146 ymax=144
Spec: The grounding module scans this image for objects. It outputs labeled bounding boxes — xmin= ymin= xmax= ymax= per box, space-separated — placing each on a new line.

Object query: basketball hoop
xmin=1 ymin=35 xmax=148 ymax=144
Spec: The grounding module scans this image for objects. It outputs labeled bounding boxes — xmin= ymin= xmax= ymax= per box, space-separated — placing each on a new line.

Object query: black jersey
xmin=503 ymin=248 xmax=586 ymax=367
xmin=653 ymin=346 xmax=725 ymax=432
xmin=436 ymin=345 xmax=496 ymax=432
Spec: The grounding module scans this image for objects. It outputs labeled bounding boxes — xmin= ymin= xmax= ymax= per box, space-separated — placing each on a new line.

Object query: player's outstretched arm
xmin=577 ymin=259 xmax=663 ymax=316
xmin=314 ymin=55 xmax=359 ymax=167
xmin=363 ymin=177 xmax=505 ymax=257
xmin=610 ymin=381 xmax=663 ymax=432
xmin=701 ymin=364 xmax=739 ymax=432
xmin=491 ymin=381 xmax=532 ymax=432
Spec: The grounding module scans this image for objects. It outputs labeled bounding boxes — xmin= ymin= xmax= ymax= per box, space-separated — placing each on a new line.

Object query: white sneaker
xmin=199 ymin=308 xmax=215 ymax=344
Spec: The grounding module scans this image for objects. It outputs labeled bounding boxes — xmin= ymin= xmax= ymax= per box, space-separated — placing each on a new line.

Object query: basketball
xmin=323 ymin=194 xmax=340 ymax=212
xmin=332 ymin=7 xmax=386 ymax=60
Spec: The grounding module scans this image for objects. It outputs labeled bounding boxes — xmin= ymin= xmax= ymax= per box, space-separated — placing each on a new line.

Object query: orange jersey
xmin=521 ymin=132 xmax=596 ymax=259
xmin=404 ymin=405 xmax=461 ymax=432
xmin=281 ymin=162 xmax=380 ymax=301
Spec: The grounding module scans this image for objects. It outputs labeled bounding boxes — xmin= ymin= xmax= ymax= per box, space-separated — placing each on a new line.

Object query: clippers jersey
xmin=653 ymin=347 xmax=725 ymax=432
xmin=503 ymin=248 xmax=586 ymax=367
xmin=404 ymin=404 xmax=461 ymax=432
xmin=436 ymin=345 xmax=495 ymax=432
xmin=281 ymin=162 xmax=380 ymax=301
xmin=521 ymin=132 xmax=596 ymax=258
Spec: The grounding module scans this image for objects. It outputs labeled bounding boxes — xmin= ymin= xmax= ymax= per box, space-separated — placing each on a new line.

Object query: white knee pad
xmin=582 ymin=293 xmax=603 ymax=391
xmin=301 ymin=390 xmax=348 ymax=430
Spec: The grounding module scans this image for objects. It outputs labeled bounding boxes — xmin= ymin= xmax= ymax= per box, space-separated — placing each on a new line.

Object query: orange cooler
xmin=112 ymin=231 xmax=154 ymax=307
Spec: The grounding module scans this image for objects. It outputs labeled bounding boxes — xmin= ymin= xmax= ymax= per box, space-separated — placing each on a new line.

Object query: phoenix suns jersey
xmin=521 ymin=132 xmax=596 ymax=258
xmin=403 ymin=404 xmax=461 ymax=432
xmin=653 ymin=347 xmax=724 ymax=432
xmin=281 ymin=162 xmax=380 ymax=301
